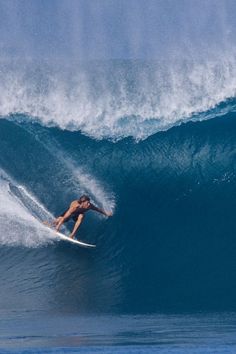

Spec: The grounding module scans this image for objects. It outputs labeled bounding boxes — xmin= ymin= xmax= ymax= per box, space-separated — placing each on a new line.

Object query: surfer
xmin=53 ymin=195 xmax=112 ymax=239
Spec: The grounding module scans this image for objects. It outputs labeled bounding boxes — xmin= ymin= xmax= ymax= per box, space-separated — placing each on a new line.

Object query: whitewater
xmin=1 ymin=57 xmax=236 ymax=140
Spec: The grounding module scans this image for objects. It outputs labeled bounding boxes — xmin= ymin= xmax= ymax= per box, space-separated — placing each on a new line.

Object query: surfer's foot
xmin=43 ymin=221 xmax=51 ymax=227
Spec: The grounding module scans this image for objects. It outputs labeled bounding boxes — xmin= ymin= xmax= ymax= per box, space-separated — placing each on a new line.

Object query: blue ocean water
xmin=1 ymin=311 xmax=236 ymax=353
xmin=1 ymin=104 xmax=236 ymax=352
xmin=0 ymin=54 xmax=236 ymax=352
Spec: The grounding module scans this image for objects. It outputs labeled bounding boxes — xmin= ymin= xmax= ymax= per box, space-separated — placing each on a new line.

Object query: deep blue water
xmin=1 ymin=312 xmax=236 ymax=353
xmin=1 ymin=105 xmax=236 ymax=351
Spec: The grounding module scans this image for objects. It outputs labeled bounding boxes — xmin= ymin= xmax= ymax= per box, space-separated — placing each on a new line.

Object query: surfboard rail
xmin=55 ymin=231 xmax=96 ymax=248
xmin=43 ymin=221 xmax=96 ymax=248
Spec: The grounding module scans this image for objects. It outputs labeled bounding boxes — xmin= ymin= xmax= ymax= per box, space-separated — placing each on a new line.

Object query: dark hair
xmin=79 ymin=195 xmax=90 ymax=202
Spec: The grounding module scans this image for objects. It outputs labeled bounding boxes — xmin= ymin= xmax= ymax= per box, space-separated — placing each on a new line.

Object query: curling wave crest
xmin=1 ymin=56 xmax=236 ymax=140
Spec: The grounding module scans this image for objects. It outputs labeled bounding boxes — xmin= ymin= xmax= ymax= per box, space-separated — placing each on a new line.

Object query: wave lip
xmin=1 ymin=57 xmax=236 ymax=140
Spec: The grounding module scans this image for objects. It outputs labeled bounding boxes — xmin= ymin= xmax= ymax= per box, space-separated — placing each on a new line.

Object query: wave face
xmin=1 ymin=105 xmax=236 ymax=314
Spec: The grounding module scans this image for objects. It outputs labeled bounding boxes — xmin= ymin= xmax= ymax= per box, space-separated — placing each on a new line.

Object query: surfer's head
xmin=79 ymin=195 xmax=91 ymax=208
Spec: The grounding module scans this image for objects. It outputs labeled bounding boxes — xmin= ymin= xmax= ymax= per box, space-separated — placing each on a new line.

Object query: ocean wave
xmin=1 ymin=112 xmax=236 ymax=311
xmin=1 ymin=57 xmax=236 ymax=140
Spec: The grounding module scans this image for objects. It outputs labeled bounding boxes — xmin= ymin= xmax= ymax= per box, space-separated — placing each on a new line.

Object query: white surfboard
xmin=43 ymin=222 xmax=96 ymax=248
xmin=55 ymin=231 xmax=96 ymax=248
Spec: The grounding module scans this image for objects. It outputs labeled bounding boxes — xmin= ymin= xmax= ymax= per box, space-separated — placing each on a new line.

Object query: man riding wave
xmin=53 ymin=195 xmax=112 ymax=239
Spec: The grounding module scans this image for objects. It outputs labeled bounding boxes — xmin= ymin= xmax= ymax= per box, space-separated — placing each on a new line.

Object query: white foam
xmin=0 ymin=55 xmax=236 ymax=140
xmin=0 ymin=172 xmax=57 ymax=247
xmin=72 ymin=167 xmax=116 ymax=215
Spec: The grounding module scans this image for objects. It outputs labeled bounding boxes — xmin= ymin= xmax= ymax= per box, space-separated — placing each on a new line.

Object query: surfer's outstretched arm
xmin=70 ymin=214 xmax=84 ymax=239
xmin=90 ymin=204 xmax=113 ymax=217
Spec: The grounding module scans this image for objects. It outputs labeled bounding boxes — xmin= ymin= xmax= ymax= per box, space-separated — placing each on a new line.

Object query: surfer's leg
xmin=43 ymin=221 xmax=52 ymax=227
xmin=53 ymin=209 xmax=69 ymax=226
xmin=52 ymin=216 xmax=63 ymax=226
xmin=70 ymin=214 xmax=84 ymax=239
